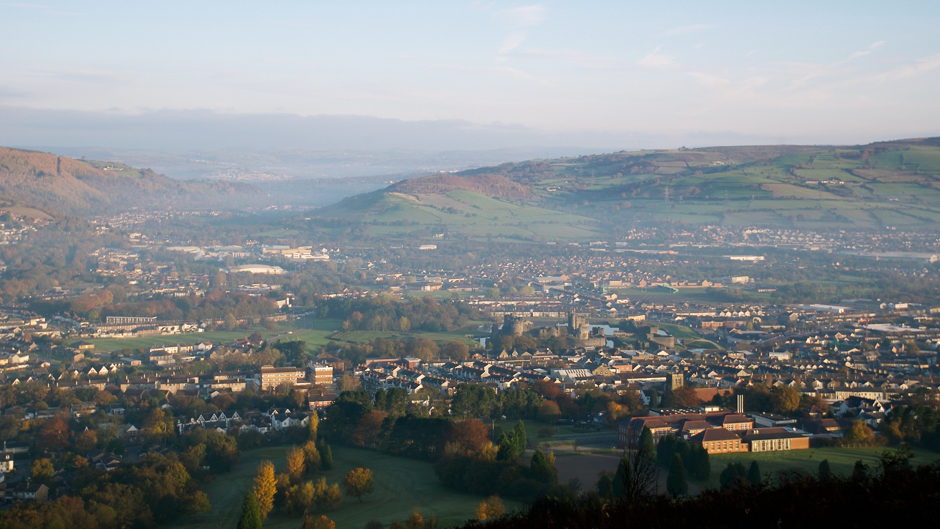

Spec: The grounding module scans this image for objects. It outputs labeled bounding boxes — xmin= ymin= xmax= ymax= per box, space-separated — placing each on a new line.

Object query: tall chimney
xmin=737 ymin=394 xmax=744 ymax=414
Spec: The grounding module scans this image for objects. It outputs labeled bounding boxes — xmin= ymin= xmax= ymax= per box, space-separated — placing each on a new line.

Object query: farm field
xmin=167 ymin=445 xmax=521 ymax=529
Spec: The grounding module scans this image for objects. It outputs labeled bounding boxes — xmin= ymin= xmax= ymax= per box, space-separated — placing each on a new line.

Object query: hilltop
xmin=0 ymin=147 xmax=259 ymax=215
xmin=303 ymin=138 xmax=940 ymax=240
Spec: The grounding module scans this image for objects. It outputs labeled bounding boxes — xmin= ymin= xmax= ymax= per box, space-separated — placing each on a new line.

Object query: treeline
xmin=318 ymin=295 xmax=482 ymax=333
xmin=30 ymin=288 xmax=282 ymax=324
xmin=880 ymin=405 xmax=940 ymax=451
xmin=321 ymin=389 xmax=561 ymax=501
xmin=0 ymin=385 xmax=325 ymax=528
xmin=328 ymin=336 xmax=474 ymax=366
xmin=0 ymin=452 xmax=212 ymax=529
xmin=0 ymin=382 xmax=307 ymax=459
xmin=460 ymin=450 xmax=940 ymax=529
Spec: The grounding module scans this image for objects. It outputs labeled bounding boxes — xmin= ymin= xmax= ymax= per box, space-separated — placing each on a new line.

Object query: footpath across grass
xmin=168 ymin=444 xmax=521 ymax=529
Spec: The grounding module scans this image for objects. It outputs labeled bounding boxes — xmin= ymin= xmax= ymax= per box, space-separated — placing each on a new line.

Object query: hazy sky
xmin=2 ymin=1 xmax=939 ymax=149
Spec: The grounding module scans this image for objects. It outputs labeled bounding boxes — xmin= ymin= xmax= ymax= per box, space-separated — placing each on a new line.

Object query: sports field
xmin=68 ymin=318 xmax=342 ymax=353
xmin=545 ymin=446 xmax=939 ymax=494
xmin=167 ymin=445 xmax=521 ymax=529
xmin=698 ymin=446 xmax=939 ymax=490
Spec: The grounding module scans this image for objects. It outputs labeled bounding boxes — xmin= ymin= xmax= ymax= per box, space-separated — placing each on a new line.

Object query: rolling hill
xmin=0 ymin=147 xmax=260 ymax=215
xmin=304 ymin=138 xmax=940 ymax=240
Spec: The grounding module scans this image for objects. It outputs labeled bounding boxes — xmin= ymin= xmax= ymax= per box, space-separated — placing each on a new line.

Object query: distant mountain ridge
xmin=304 ymin=138 xmax=940 ymax=239
xmin=389 ymin=173 xmax=529 ymax=199
xmin=0 ymin=146 xmax=259 ymax=215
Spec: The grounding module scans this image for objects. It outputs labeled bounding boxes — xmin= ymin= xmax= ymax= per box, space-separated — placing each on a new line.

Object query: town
xmin=0 ymin=199 xmax=936 ymax=524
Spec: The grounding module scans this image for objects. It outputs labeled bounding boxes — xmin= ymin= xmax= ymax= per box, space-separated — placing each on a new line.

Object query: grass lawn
xmin=72 ymin=327 xmax=288 ymax=352
xmin=168 ymin=445 xmax=520 ymax=529
xmin=653 ymin=323 xmax=701 ymax=340
xmin=492 ymin=419 xmax=604 ymax=442
xmin=694 ymin=446 xmax=940 ymax=490
xmin=73 ymin=318 xmax=345 ymax=353
xmin=329 ymin=330 xmax=480 ymax=347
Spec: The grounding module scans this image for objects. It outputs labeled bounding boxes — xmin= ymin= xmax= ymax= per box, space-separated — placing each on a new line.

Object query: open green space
xmin=71 ymin=327 xmax=288 ymax=353
xmin=168 ymin=445 xmax=521 ymax=529
xmin=695 ymin=446 xmax=940 ymax=490
xmin=72 ymin=318 xmax=343 ymax=353
xmin=329 ymin=329 xmax=480 ymax=347
xmin=653 ymin=323 xmax=702 ymax=340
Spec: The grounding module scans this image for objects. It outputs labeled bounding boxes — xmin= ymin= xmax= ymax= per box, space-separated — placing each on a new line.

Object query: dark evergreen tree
xmin=818 ymin=459 xmax=831 ymax=480
xmin=674 ymin=438 xmax=691 ymax=467
xmin=852 ymin=460 xmax=869 ymax=481
xmin=497 ymin=433 xmax=515 ymax=461
xmin=639 ymin=427 xmax=655 ymax=456
xmin=688 ymin=444 xmax=710 ymax=480
xmin=719 ymin=462 xmax=747 ymax=490
xmin=237 ymin=491 xmax=262 ymax=529
xmin=666 ymin=454 xmax=688 ymax=497
xmin=649 ymin=390 xmax=659 ymax=408
xmin=529 ymin=447 xmax=557 ymax=484
xmin=596 ymin=472 xmax=613 ymax=499
xmin=657 ymin=434 xmax=677 ymax=467
xmin=512 ymin=420 xmax=527 ymax=454
xmin=612 ymin=453 xmax=631 ymax=498
xmin=318 ymin=439 xmax=333 ymax=471
xmin=747 ymin=461 xmax=761 ymax=486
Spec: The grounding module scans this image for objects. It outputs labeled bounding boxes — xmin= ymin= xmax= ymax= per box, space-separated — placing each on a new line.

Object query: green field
xmin=653 ymin=322 xmax=703 ymax=340
xmin=329 ymin=330 xmax=481 ymax=347
xmin=73 ymin=318 xmax=343 ymax=352
xmin=695 ymin=446 xmax=940 ymax=490
xmin=168 ymin=445 xmax=521 ymax=529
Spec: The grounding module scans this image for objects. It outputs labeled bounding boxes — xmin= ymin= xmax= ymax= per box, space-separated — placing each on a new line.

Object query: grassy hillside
xmin=0 ymin=147 xmax=259 ymax=215
xmin=315 ymin=187 xmax=602 ymax=241
xmin=307 ymin=138 xmax=940 ymax=238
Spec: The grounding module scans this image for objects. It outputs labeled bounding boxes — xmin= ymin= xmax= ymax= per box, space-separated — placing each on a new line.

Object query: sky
xmin=1 ymin=1 xmax=939 ymax=150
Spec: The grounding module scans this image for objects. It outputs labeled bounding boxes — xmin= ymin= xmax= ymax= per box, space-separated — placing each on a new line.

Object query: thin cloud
xmin=427 ymin=62 xmax=548 ymax=85
xmin=661 ymin=24 xmax=717 ymax=37
xmin=499 ymin=34 xmax=527 ymax=55
xmin=493 ymin=5 xmax=546 ymax=28
xmin=36 ymin=67 xmax=126 ymax=85
xmin=847 ymin=41 xmax=886 ymax=61
xmin=520 ymin=48 xmax=620 ymax=70
xmin=688 ymin=72 xmax=729 ymax=87
xmin=877 ymin=52 xmax=940 ymax=81
xmin=638 ymin=46 xmax=674 ymax=69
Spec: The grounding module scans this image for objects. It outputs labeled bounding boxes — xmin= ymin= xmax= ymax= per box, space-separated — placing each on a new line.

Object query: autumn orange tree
xmin=475 ymin=495 xmax=505 ymax=520
xmin=303 ymin=515 xmax=335 ymax=529
xmin=341 ymin=467 xmax=374 ymax=502
xmin=286 ymin=446 xmax=306 ymax=484
xmin=253 ymin=460 xmax=277 ymax=520
xmin=302 ymin=441 xmax=321 ymax=474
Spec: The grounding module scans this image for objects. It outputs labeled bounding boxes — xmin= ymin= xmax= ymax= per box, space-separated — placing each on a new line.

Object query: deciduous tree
xmin=253 ymin=460 xmax=277 ymax=520
xmin=342 ymin=467 xmax=374 ymax=502
xmin=286 ymin=446 xmax=307 ymax=484
xmin=304 ymin=515 xmax=336 ymax=529
xmin=406 ymin=508 xmax=424 ymax=529
xmin=475 ymin=495 xmax=505 ymax=520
